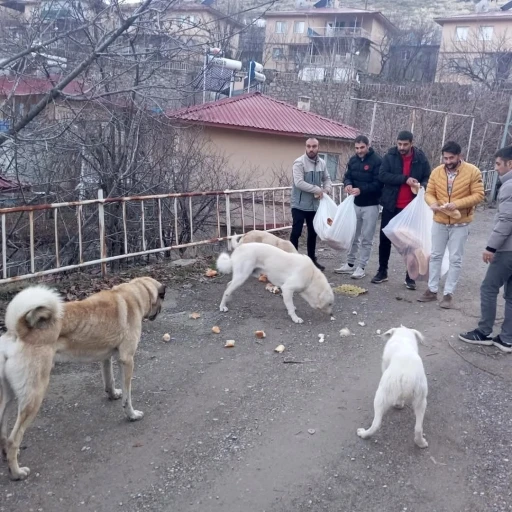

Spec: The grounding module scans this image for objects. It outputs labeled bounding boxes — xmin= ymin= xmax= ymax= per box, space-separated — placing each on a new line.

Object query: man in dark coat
xmin=371 ymin=130 xmax=431 ymax=290
xmin=335 ymin=135 xmax=382 ymax=279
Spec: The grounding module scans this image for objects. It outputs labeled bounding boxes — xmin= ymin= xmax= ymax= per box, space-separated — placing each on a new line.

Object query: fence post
xmin=225 ymin=192 xmax=232 ymax=250
xmin=98 ymin=189 xmax=107 ymax=278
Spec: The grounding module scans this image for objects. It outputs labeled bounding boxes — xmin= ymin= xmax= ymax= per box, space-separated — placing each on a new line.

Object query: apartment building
xmin=435 ymin=3 xmax=512 ymax=86
xmin=263 ymin=5 xmax=395 ymax=81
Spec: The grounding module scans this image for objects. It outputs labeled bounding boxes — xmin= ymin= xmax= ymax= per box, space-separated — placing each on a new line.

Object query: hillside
xmin=204 ymin=0 xmax=508 ymax=24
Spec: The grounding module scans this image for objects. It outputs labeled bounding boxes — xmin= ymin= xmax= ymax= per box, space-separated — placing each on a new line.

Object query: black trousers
xmin=378 ymin=207 xmax=404 ymax=272
xmin=290 ymin=208 xmax=317 ymax=260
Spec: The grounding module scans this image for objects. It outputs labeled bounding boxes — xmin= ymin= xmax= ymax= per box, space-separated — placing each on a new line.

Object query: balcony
xmin=307 ymin=26 xmax=371 ymax=40
xmin=304 ymin=54 xmax=351 ymax=66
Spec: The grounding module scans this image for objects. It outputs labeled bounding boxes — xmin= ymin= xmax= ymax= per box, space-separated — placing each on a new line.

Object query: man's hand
xmin=483 ymin=250 xmax=494 ymax=264
xmin=406 ymin=177 xmax=418 ymax=187
xmin=430 ymin=202 xmax=441 ymax=212
xmin=344 ymin=185 xmax=353 ymax=194
xmin=443 ymin=202 xmax=457 ymax=211
xmin=316 ymin=190 xmax=324 ymax=199
xmin=351 ymin=188 xmax=361 ymax=196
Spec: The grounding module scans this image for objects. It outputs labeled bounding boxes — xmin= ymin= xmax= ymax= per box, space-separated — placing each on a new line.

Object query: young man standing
xmin=419 ymin=141 xmax=484 ymax=308
xmin=459 ymin=146 xmax=512 ymax=352
xmin=372 ymin=130 xmax=431 ymax=289
xmin=335 ymin=135 xmax=382 ymax=279
xmin=290 ymin=137 xmax=332 ymax=271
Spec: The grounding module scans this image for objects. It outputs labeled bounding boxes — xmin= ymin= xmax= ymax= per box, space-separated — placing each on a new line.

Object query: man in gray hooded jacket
xmin=459 ymin=145 xmax=512 ymax=352
xmin=290 ymin=138 xmax=333 ymax=271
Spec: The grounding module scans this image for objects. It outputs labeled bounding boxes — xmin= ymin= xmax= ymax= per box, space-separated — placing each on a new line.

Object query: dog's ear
xmin=411 ymin=329 xmax=425 ymax=345
xmin=381 ymin=328 xmax=396 ymax=341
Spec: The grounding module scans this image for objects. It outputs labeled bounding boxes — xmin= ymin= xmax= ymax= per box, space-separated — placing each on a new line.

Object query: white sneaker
xmin=351 ymin=267 xmax=366 ymax=279
xmin=334 ymin=263 xmax=354 ymax=274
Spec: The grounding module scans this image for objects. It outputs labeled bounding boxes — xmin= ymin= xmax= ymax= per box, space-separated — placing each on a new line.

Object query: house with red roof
xmin=167 ymin=92 xmax=360 ymax=186
xmin=0 ymin=75 xmax=87 ymax=128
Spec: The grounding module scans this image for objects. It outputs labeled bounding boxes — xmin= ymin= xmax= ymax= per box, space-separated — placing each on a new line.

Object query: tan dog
xmin=232 ymin=230 xmax=297 ymax=254
xmin=232 ymin=230 xmax=297 ymax=287
xmin=0 ymin=277 xmax=165 ymax=480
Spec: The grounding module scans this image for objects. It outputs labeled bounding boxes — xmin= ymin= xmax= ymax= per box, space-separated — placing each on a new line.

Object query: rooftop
xmin=0 ymin=75 xmax=84 ymax=96
xmin=435 ymin=10 xmax=512 ymax=24
xmin=166 ymin=92 xmax=360 ymax=140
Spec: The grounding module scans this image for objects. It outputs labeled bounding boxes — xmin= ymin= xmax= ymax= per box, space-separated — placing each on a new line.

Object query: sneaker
xmin=371 ymin=270 xmax=388 ymax=284
xmin=351 ymin=267 xmax=366 ymax=279
xmin=334 ymin=263 xmax=354 ymax=274
xmin=492 ymin=335 xmax=512 ymax=353
xmin=440 ymin=293 xmax=453 ymax=309
xmin=313 ymin=260 xmax=325 ymax=272
xmin=417 ymin=289 xmax=437 ymax=302
xmin=458 ymin=329 xmax=492 ymax=346
xmin=405 ymin=275 xmax=416 ymax=290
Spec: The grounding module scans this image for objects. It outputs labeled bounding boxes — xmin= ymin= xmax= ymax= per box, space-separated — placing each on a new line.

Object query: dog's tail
xmin=5 ymin=286 xmax=63 ymax=341
xmin=231 ymin=232 xmax=243 ymax=250
xmin=216 ymin=252 xmax=233 ymax=275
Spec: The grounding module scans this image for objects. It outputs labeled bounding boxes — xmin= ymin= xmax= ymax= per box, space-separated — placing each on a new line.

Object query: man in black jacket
xmin=335 ymin=135 xmax=382 ymax=279
xmin=371 ymin=130 xmax=431 ymax=289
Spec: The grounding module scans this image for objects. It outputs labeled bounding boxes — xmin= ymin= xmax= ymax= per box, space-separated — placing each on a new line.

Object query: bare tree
xmin=438 ymin=27 xmax=512 ymax=89
xmin=373 ymin=19 xmax=441 ymax=83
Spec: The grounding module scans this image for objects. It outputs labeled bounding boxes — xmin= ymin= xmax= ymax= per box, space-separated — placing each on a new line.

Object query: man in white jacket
xmin=290 ymin=138 xmax=332 ymax=271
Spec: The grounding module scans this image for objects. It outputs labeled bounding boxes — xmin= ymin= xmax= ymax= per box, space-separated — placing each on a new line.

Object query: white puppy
xmin=217 ymin=243 xmax=334 ymax=323
xmin=356 ymin=326 xmax=428 ymax=448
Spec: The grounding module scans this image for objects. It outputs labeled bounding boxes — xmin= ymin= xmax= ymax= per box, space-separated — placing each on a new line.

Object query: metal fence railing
xmin=0 ymin=184 xmax=345 ymax=284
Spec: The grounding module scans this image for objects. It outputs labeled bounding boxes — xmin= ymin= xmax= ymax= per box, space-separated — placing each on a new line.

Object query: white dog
xmin=356 ymin=326 xmax=428 ymax=448
xmin=217 ymin=243 xmax=334 ymax=323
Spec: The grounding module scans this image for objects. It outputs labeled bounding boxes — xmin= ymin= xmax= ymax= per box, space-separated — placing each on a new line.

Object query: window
xmin=455 ymin=26 xmax=469 ymax=42
xmin=178 ymin=14 xmax=195 ymax=24
xmin=275 ymin=21 xmax=287 ymax=34
xmin=294 ymin=21 xmax=305 ymax=34
xmin=448 ymin=57 xmax=464 ymax=71
xmin=401 ymin=50 xmax=411 ymax=61
xmin=319 ymin=154 xmax=339 ymax=181
xmin=272 ymin=47 xmax=285 ymax=60
xmin=478 ymin=25 xmax=494 ymax=41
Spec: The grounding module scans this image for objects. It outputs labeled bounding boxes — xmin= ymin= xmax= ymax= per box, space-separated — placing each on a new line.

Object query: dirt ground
xmin=0 ymin=207 xmax=511 ymax=512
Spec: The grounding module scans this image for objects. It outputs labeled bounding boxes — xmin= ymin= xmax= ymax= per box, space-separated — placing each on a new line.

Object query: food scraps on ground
xmin=255 ymin=330 xmax=266 ymax=339
xmin=258 ymin=274 xmax=268 ymax=282
xmin=224 ymin=340 xmax=235 ymax=348
xmin=339 ymin=328 xmax=351 ymax=337
xmin=333 ymin=284 xmax=368 ymax=297
xmin=212 ymin=326 xmax=221 ymax=334
xmin=162 ymin=333 xmax=171 ymax=342
xmin=265 ymin=283 xmax=281 ymax=294
xmin=189 ymin=312 xmax=201 ymax=320
xmin=274 ymin=344 xmax=285 ymax=353
xmin=205 ymin=268 xmax=218 ymax=277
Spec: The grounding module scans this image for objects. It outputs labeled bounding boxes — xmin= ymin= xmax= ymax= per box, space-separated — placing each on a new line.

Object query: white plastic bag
xmin=314 ymin=194 xmax=357 ymax=251
xmin=382 ymin=188 xmax=448 ymax=281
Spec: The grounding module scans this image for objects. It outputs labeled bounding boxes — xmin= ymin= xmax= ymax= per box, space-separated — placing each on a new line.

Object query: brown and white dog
xmin=0 ymin=277 xmax=165 ymax=480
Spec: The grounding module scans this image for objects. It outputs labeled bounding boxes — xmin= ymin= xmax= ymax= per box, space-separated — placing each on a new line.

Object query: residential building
xmin=167 ymin=92 xmax=359 ymax=187
xmin=0 ymin=75 xmax=85 ymax=127
xmin=262 ymin=5 xmax=396 ymax=81
xmin=147 ymin=2 xmax=244 ymax=60
xmin=435 ymin=4 xmax=512 ymax=87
